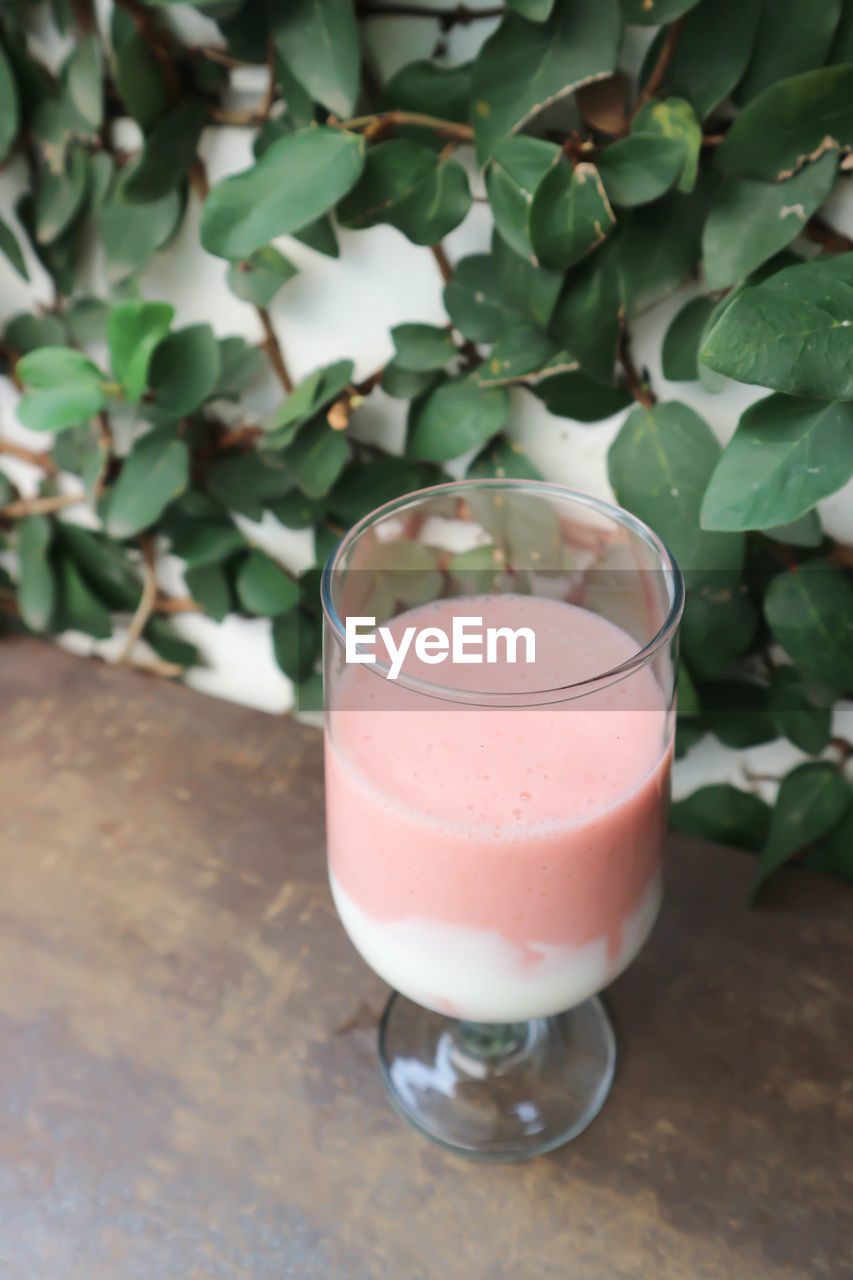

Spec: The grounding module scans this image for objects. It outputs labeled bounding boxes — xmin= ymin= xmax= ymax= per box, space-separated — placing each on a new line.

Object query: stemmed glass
xmin=321 ymin=480 xmax=683 ymax=1161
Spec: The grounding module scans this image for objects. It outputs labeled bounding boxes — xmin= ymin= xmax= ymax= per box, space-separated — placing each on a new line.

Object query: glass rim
xmin=320 ymin=478 xmax=685 ymax=706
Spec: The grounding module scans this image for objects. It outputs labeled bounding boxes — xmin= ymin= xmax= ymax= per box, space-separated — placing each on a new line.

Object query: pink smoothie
xmin=325 ymin=595 xmax=672 ymax=1020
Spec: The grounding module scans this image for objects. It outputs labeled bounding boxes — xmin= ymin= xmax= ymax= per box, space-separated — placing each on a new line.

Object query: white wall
xmin=1 ymin=0 xmax=852 ymax=799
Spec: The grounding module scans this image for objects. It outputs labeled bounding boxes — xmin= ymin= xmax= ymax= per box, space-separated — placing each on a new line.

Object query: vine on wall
xmin=1 ymin=0 xmax=853 ymax=895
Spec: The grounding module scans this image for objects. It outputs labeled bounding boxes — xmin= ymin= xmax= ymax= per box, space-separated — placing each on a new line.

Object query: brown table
xmin=1 ymin=638 xmax=851 ymax=1279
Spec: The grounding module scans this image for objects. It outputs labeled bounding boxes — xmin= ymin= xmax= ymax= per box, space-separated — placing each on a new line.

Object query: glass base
xmin=377 ymin=991 xmax=616 ymax=1162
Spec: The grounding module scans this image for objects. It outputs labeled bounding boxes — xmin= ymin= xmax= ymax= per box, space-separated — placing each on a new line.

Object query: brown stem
xmin=341 ymin=110 xmax=475 ymax=142
xmin=116 ymin=536 xmax=158 ymax=665
xmin=0 ymin=438 xmax=57 ymax=474
xmin=633 ymin=17 xmax=684 ymax=117
xmin=430 ymin=242 xmax=454 ymax=284
xmin=618 ymin=331 xmax=655 ymax=409
xmin=194 ymin=46 xmax=252 ymax=68
xmin=155 ymin=596 xmax=204 ymax=614
xmin=1 ymin=493 xmax=81 ymax=518
xmin=804 ymin=217 xmax=853 ymax=254
xmin=218 ymin=424 xmax=264 ymax=451
xmin=207 ymin=106 xmax=265 ymax=127
xmin=188 ymin=157 xmax=210 ymax=200
xmin=257 ymin=307 xmax=294 ymax=393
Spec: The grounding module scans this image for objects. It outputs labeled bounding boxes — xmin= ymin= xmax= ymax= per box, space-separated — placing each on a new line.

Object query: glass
xmin=321 ymin=480 xmax=683 ymax=1161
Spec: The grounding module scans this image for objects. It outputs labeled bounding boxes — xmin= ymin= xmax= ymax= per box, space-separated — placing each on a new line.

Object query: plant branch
xmin=430 ymin=242 xmax=454 ymax=284
xmin=618 ymin=330 xmax=655 ymax=409
xmin=633 ymin=18 xmax=684 ymax=117
xmin=0 ymin=493 xmax=82 ymax=518
xmin=116 ymin=536 xmax=158 ymax=665
xmin=257 ymin=307 xmax=294 ymax=393
xmin=0 ymin=438 xmax=58 ymax=474
xmin=341 ymin=110 xmax=475 ymax=142
xmin=804 ymin=217 xmax=853 ymax=254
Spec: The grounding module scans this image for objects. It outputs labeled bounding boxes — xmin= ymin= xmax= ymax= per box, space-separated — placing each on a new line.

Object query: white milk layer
xmin=330 ymin=870 xmax=663 ymax=1022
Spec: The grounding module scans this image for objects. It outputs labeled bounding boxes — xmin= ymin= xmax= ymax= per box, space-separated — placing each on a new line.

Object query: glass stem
xmin=449 ymin=1020 xmax=534 ymax=1078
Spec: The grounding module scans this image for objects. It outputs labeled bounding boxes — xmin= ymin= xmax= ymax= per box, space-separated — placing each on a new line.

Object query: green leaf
xmin=477 ymin=326 xmax=560 ymax=386
xmin=170 ymin=519 xmax=246 ymax=567
xmin=617 ymin=187 xmax=707 ymax=313
xmin=529 ymin=160 xmax=615 ymax=271
xmin=752 ymin=763 xmax=849 ymax=899
xmin=144 ymin=618 xmax=199 ymax=668
xmin=467 ymin=436 xmax=544 ymax=481
xmin=471 ymin=0 xmax=622 ymax=162
xmin=597 ymin=134 xmax=685 ymax=207
xmin=0 ymin=214 xmax=28 ymax=280
xmin=122 ymin=99 xmax=207 ymax=203
xmin=206 ymin=454 xmax=293 ymax=521
xmin=215 ymin=337 xmax=265 ymax=398
xmin=273 ymin=610 xmax=319 ymax=682
xmin=4 ymin=313 xmax=66 ymax=354
xmin=381 ymin=361 xmax=442 ymax=400
xmin=226 ymin=246 xmax=298 ymax=306
xmin=66 ymin=297 xmax=107 ymax=345
xmin=701 ymin=254 xmax=853 ymax=399
xmin=17 ymin=347 xmax=106 ymax=433
xmin=486 ymin=135 xmax=559 ymax=260
xmin=338 ymin=141 xmax=471 ymax=246
xmin=380 ymin=61 xmax=473 ymax=137
xmin=0 ymin=37 xmax=20 ymax=164
xmin=735 ymin=0 xmax=841 ymax=104
xmin=662 ymin=0 xmax=761 ymax=120
xmin=271 ymin=0 xmax=360 ymax=118
xmin=534 ymin=369 xmax=632 ymax=420
xmin=444 ymin=254 xmax=527 ymax=342
xmin=330 ymin=456 xmax=436 ymax=524
xmin=284 ymin=418 xmax=349 ymax=497
xmin=107 ymin=300 xmax=175 ymax=402
xmin=56 ymin=554 xmax=112 ymax=639
xmin=261 ymin=360 xmax=354 ymax=448
xmin=270 ymin=492 xmax=329 ymax=529
xmin=391 ymin=324 xmax=456 ymax=372
xmin=768 ymin=666 xmax=833 ymax=755
xmin=620 ymin=0 xmax=700 ymax=22
xmin=149 ymin=324 xmax=220 ymax=417
xmin=764 ymin=510 xmax=823 ymax=548
xmin=701 ymin=396 xmax=853 ymax=532
xmin=66 ymin=34 xmax=102 ymax=130
xmin=608 ymin=401 xmax=744 ymax=578
xmin=717 ymin=64 xmax=853 ymax=181
xmin=185 ymin=563 xmax=231 ymax=622
xmin=703 ymin=679 xmax=776 ymax=748
xmin=409 ymin=376 xmax=510 ymax=462
xmin=507 ymin=0 xmax=556 ymax=18
xmin=17 ymin=516 xmax=55 ymax=631
xmin=633 ymin=98 xmax=701 ymax=195
xmin=114 ymin=32 xmax=169 ymax=130
xmin=764 ymin=562 xmax=853 ymax=689
xmin=293 ymin=216 xmax=339 ymax=257
xmin=677 ymin=662 xmax=701 ymax=717
xmin=34 ymin=146 xmax=89 ymax=244
xmin=493 ymin=235 xmax=563 ymax=330
xmin=808 ymin=797 xmax=853 ymax=881
xmin=201 ymin=127 xmax=364 ymax=261
xmin=670 ymin=784 xmax=771 ymax=851
xmin=681 ymin=582 xmax=757 ymax=678
xmin=549 ymin=242 xmax=621 ymax=383
xmin=661 ymin=297 xmax=716 ymax=381
xmin=56 ymin=524 xmax=142 ymax=611
xmin=236 ymin=549 xmax=299 ymax=617
xmin=703 ymin=153 xmax=838 ymax=290
xmin=98 ymin=186 xmax=183 ymax=282
xmin=105 ymin=431 xmax=190 ymax=538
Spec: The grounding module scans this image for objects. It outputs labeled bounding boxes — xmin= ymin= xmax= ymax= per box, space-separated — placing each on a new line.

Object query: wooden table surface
xmin=1 ymin=638 xmax=851 ymax=1279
